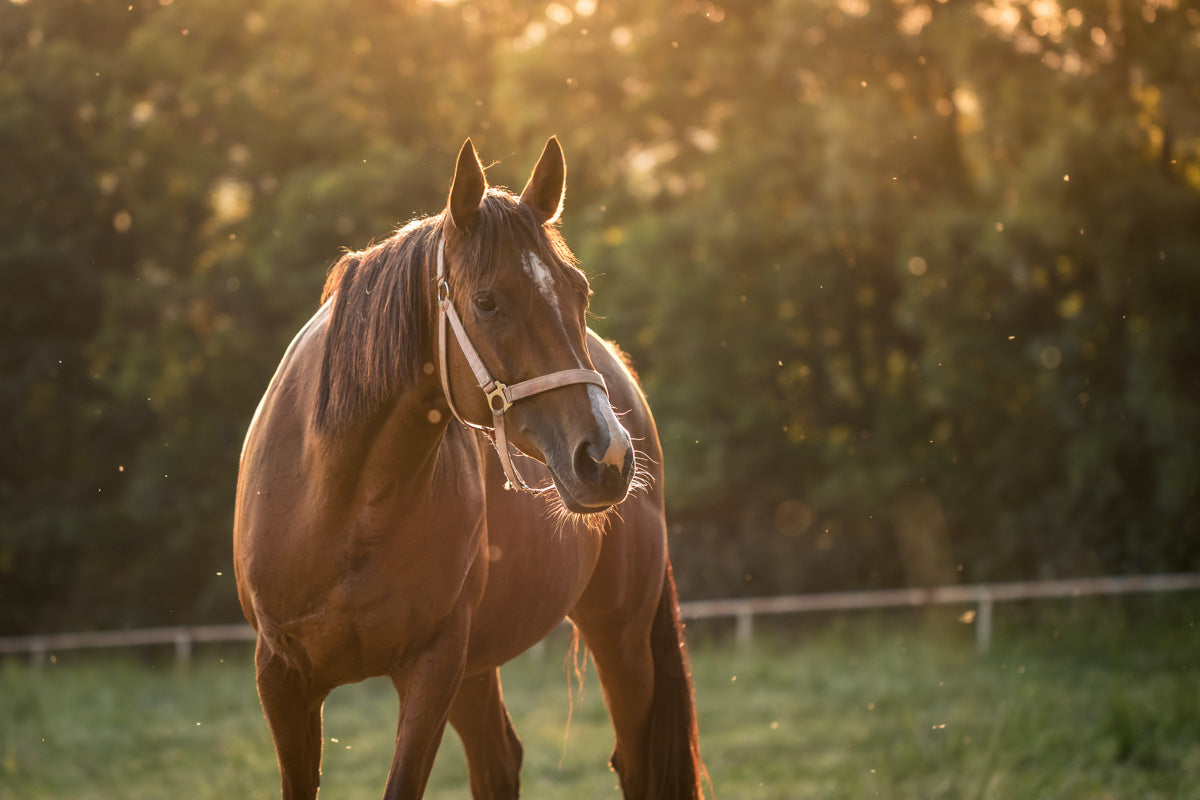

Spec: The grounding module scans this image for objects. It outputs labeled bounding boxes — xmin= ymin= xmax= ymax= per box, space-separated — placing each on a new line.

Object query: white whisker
xmin=531 ymin=444 xmax=655 ymax=537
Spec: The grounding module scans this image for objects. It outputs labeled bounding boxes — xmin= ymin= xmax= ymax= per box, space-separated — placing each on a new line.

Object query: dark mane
xmin=314 ymin=189 xmax=581 ymax=435
xmin=314 ymin=216 xmax=441 ymax=435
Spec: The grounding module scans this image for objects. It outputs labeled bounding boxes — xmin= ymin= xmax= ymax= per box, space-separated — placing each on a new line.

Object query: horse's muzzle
xmin=573 ymin=436 xmax=635 ymax=501
xmin=553 ymin=427 xmax=635 ymax=513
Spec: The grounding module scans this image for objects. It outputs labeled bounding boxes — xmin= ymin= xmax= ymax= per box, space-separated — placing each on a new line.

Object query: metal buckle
xmin=436 ymin=279 xmax=450 ymax=305
xmin=484 ymin=382 xmax=512 ymax=414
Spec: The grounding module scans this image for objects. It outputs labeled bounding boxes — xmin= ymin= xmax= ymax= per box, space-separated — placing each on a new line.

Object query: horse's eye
xmin=473 ymin=292 xmax=497 ymax=315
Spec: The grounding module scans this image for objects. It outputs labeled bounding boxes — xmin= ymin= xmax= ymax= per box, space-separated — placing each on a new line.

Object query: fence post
xmin=735 ymin=607 xmax=753 ymax=652
xmin=174 ymin=629 xmax=193 ymax=667
xmin=29 ymin=640 xmax=46 ymax=669
xmin=975 ymin=591 xmax=994 ymax=655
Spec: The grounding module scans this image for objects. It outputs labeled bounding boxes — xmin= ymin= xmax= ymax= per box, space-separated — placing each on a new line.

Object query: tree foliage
xmin=2 ymin=0 xmax=1198 ymax=632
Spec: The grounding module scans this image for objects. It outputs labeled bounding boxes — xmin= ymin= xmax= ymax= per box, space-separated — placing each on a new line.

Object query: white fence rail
xmin=680 ymin=572 xmax=1200 ymax=653
xmin=3 ymin=573 xmax=1198 ymax=664
xmin=0 ymin=623 xmax=256 ymax=666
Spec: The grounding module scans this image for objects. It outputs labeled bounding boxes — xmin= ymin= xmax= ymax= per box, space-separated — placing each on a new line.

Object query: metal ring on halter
xmin=483 ymin=382 xmax=513 ymax=414
xmin=434 ymin=234 xmax=608 ymax=492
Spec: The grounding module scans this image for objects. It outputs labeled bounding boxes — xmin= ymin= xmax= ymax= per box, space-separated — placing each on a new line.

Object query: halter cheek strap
xmin=435 ymin=235 xmax=607 ymax=492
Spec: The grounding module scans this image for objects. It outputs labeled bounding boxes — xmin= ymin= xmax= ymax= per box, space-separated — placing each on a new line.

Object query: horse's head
xmin=437 ymin=138 xmax=635 ymax=514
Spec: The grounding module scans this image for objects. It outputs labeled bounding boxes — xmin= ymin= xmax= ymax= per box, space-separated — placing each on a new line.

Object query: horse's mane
xmin=314 ymin=189 xmax=580 ymax=435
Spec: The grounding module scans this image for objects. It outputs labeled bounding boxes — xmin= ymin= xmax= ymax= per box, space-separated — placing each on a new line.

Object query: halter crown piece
xmin=435 ymin=234 xmax=608 ymax=492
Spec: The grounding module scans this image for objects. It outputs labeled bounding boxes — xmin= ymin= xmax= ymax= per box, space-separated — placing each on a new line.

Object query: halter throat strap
xmin=434 ymin=234 xmax=607 ymax=491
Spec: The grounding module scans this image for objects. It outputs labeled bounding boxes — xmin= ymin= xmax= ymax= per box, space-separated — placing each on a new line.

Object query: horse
xmin=233 ymin=137 xmax=706 ymax=799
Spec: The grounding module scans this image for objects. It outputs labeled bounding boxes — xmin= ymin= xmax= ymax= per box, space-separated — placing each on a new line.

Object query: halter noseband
xmin=435 ymin=234 xmax=607 ymax=492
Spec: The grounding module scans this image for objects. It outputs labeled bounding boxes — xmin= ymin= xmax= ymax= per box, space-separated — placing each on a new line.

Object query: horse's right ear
xmin=447 ymin=138 xmax=486 ymax=235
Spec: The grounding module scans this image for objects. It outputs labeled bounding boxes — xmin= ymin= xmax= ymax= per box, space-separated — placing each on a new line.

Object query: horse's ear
xmin=520 ymin=136 xmax=566 ymax=224
xmin=447 ymin=138 xmax=486 ymax=234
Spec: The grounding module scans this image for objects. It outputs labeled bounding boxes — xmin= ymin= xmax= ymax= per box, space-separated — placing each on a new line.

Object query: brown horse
xmin=233 ymin=138 xmax=705 ymax=799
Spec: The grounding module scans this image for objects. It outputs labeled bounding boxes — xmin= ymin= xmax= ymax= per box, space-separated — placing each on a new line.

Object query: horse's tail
xmin=646 ymin=558 xmax=708 ymax=799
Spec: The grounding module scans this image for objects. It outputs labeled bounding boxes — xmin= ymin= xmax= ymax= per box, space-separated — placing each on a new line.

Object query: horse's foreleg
xmin=255 ymin=637 xmax=328 ymax=800
xmin=382 ymin=621 xmax=470 ymax=799
xmin=448 ymin=668 xmax=523 ymax=800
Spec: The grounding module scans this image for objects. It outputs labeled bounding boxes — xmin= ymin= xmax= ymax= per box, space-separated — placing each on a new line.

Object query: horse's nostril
xmin=574 ymin=438 xmax=604 ymax=487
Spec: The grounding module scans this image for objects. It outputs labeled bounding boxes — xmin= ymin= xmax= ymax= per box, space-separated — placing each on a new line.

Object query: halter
xmin=435 ymin=234 xmax=608 ymax=492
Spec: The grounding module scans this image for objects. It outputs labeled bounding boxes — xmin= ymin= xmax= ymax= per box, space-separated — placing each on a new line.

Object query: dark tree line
xmin=3 ymin=0 xmax=1198 ymax=633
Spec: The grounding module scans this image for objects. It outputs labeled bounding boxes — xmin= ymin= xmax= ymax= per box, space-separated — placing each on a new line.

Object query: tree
xmin=3 ymin=0 xmax=1198 ymax=631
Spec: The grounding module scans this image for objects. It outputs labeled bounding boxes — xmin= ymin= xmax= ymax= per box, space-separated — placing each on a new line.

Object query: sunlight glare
xmin=546 ymin=2 xmax=573 ymax=25
xmin=976 ymin=1 xmax=1021 ymax=35
xmin=513 ymin=21 xmax=547 ymax=51
xmin=837 ymin=0 xmax=870 ymax=18
xmin=898 ymin=4 xmax=932 ymax=36
xmin=210 ymin=178 xmax=253 ymax=225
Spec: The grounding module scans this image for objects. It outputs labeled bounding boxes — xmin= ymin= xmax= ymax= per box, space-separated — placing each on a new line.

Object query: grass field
xmin=2 ymin=596 xmax=1198 ymax=799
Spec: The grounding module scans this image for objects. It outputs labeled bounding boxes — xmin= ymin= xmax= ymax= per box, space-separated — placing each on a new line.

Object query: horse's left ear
xmin=520 ymin=136 xmax=566 ymax=224
xmin=448 ymin=138 xmax=487 ymax=234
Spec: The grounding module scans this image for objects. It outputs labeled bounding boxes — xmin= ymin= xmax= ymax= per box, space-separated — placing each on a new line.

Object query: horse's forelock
xmin=451 ymin=191 xmax=579 ymax=292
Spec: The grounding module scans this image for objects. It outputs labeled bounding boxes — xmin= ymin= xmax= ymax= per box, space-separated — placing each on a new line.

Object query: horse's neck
xmin=315 ymin=368 xmax=468 ymax=509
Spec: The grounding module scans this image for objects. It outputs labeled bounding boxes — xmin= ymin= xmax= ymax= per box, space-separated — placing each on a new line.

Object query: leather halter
xmin=435 ymin=234 xmax=607 ymax=492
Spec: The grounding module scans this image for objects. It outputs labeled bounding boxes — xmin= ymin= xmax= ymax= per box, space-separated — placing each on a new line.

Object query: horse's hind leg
xmin=573 ymin=560 xmax=705 ymax=800
xmin=570 ymin=602 xmax=656 ymax=797
xmin=255 ymin=637 xmax=328 ymax=800
xmin=448 ymin=668 xmax=523 ymax=800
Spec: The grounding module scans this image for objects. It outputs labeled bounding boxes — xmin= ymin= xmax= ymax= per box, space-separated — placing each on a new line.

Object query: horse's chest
xmin=267 ymin=507 xmax=486 ymax=680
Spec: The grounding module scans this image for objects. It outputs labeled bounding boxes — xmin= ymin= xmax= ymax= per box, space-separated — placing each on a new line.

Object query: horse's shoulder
xmin=241 ymin=302 xmax=332 ymax=463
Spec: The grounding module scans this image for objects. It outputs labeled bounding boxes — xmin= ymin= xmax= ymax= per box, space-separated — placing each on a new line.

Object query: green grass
xmin=2 ymin=596 xmax=1198 ymax=799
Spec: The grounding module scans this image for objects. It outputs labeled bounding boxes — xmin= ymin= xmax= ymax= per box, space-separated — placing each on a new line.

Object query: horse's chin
xmin=538 ymin=449 xmax=648 ymax=533
xmin=531 ymin=473 xmax=621 ymax=536
xmin=548 ymin=470 xmax=624 ymax=516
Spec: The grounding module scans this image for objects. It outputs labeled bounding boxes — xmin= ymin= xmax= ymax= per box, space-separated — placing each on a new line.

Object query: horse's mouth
xmin=534 ymin=450 xmax=650 ymax=533
xmin=548 ymin=469 xmax=623 ymax=515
